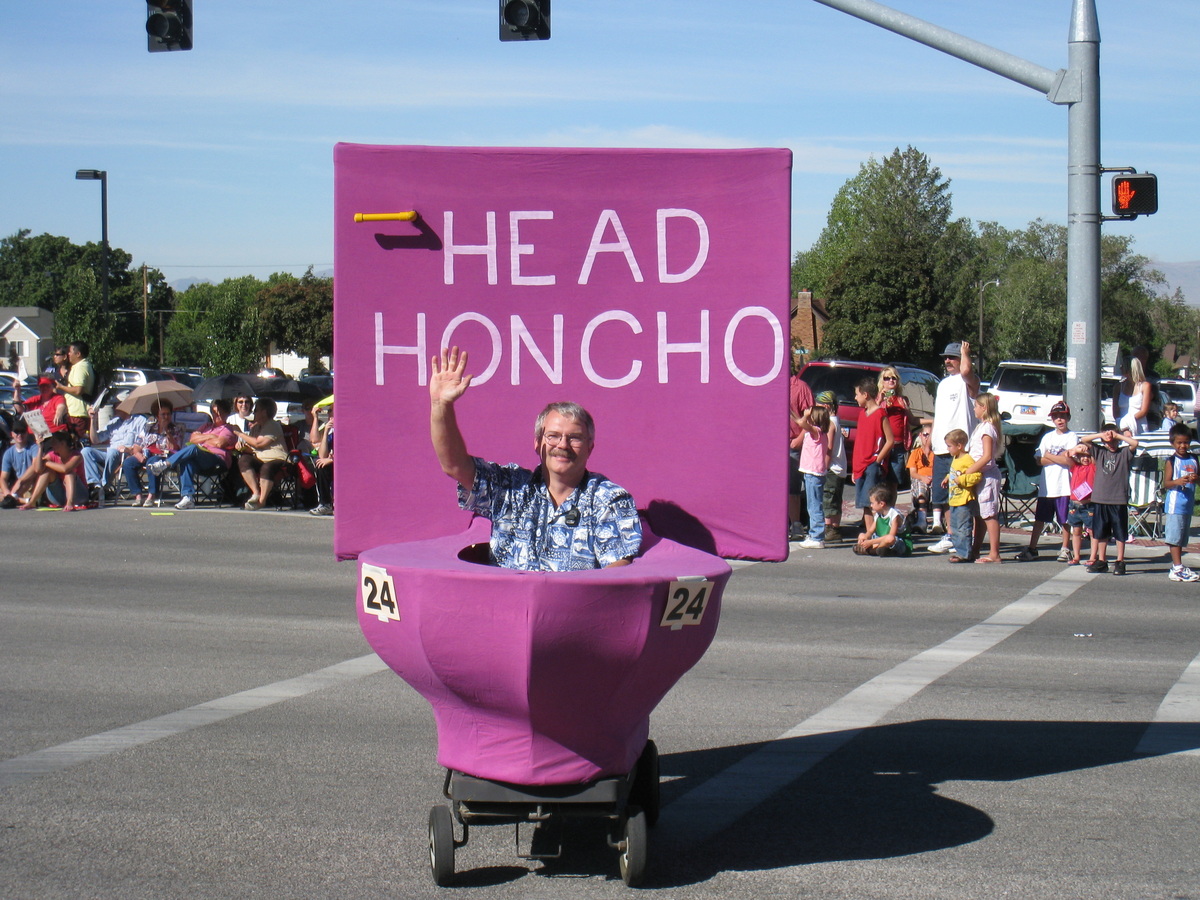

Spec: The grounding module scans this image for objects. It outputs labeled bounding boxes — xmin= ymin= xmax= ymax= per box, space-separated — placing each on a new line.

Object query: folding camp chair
xmin=1000 ymin=423 xmax=1045 ymax=528
xmin=269 ymin=423 xmax=307 ymax=509
xmin=1127 ymin=454 xmax=1162 ymax=540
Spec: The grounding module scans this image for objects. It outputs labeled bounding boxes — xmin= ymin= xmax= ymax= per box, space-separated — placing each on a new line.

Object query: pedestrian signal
xmin=1111 ymin=174 xmax=1158 ymax=218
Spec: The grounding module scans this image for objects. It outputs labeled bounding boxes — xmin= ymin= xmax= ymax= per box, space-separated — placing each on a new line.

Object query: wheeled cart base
xmin=429 ymin=740 xmax=660 ymax=886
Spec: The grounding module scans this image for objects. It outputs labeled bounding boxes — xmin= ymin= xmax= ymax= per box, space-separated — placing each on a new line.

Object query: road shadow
xmin=523 ymin=718 xmax=1198 ymax=886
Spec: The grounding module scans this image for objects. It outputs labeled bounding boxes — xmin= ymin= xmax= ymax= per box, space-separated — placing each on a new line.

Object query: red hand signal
xmin=1116 ymin=180 xmax=1136 ymax=210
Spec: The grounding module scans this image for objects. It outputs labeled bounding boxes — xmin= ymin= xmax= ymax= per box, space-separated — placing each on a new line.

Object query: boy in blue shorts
xmin=1161 ymin=422 xmax=1198 ymax=583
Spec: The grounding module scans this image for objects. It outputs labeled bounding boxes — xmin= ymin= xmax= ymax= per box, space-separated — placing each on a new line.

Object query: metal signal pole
xmin=811 ymin=0 xmax=1103 ymax=430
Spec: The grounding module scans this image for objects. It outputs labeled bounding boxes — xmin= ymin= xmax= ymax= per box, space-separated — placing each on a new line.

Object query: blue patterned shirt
xmin=458 ymin=457 xmax=642 ymax=571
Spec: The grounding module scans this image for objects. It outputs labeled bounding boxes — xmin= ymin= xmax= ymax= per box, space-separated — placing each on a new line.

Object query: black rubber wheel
xmin=428 ymin=804 xmax=455 ymax=886
xmin=632 ymin=740 xmax=660 ymax=827
xmin=619 ymin=807 xmax=648 ymax=887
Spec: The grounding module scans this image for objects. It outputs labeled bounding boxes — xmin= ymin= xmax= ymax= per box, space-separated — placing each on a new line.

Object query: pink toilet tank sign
xmin=333 ymin=144 xmax=793 ymax=561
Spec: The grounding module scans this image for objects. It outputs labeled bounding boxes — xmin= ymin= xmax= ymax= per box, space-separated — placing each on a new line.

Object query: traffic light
xmin=147 ymin=0 xmax=192 ymax=52
xmin=1111 ymin=173 xmax=1158 ymax=218
xmin=500 ymin=0 xmax=550 ymax=41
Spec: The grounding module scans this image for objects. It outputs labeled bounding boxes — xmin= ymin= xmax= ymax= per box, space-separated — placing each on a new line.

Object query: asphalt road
xmin=2 ymin=508 xmax=1199 ymax=899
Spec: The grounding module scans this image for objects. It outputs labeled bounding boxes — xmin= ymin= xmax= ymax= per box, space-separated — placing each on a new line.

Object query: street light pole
xmin=74 ymin=169 xmax=109 ymax=315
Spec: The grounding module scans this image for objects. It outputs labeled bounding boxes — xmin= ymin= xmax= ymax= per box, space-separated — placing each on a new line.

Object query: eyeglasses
xmin=236 ymin=399 xmax=252 ymax=405
xmin=542 ymin=432 xmax=587 ymax=448
xmin=882 ymin=375 xmax=898 ymax=381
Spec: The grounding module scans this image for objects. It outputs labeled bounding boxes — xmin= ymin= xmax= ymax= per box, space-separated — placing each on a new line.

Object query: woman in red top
xmin=851 ymin=377 xmax=896 ymax=537
xmin=877 ymin=366 xmax=914 ymax=484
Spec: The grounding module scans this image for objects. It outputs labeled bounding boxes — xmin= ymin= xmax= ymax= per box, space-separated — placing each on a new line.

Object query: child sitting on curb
xmin=854 ymin=484 xmax=912 ymax=557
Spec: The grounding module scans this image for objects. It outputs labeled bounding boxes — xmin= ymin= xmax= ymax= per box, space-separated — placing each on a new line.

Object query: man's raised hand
xmin=430 ymin=347 xmax=472 ymax=405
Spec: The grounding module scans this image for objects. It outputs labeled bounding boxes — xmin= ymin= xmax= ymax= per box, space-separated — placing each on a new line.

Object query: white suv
xmin=987 ymin=361 xmax=1066 ymax=426
xmin=1157 ymin=379 xmax=1198 ymax=419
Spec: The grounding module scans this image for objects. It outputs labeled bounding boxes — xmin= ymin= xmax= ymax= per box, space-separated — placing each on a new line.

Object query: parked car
xmin=987 ymin=360 xmax=1066 ymax=427
xmin=991 ymin=360 xmax=1171 ymax=429
xmin=108 ymin=367 xmax=176 ymax=389
xmin=160 ymin=368 xmax=204 ymax=389
xmin=1157 ymin=379 xmax=1198 ymax=419
xmin=1 ymin=383 xmax=40 ymax=417
xmin=0 ymin=371 xmax=33 ymax=391
xmin=797 ymin=359 xmax=938 ymax=456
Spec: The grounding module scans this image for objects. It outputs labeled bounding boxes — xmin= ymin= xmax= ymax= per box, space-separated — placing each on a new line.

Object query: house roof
xmin=0 ymin=306 xmax=54 ymax=340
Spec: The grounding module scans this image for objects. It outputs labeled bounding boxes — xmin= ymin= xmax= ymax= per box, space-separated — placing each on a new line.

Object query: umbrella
xmin=115 ymin=380 xmax=196 ymax=417
xmin=256 ymin=376 xmax=328 ymax=403
xmin=191 ymin=373 xmax=268 ymax=402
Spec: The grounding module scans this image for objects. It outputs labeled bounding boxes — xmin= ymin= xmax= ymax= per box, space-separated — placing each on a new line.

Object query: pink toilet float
xmin=333 ymin=144 xmax=792 ymax=884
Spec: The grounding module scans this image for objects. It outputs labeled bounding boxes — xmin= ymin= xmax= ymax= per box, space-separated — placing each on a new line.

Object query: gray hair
xmin=534 ymin=402 xmax=595 ymax=442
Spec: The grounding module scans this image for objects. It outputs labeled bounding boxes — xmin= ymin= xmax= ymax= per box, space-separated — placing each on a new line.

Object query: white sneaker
xmin=1169 ymin=565 xmax=1199 ymax=583
xmin=175 ymin=495 xmax=196 ymax=510
xmin=929 ymin=536 xmax=955 ymax=554
xmin=799 ymin=538 xmax=825 ymax=550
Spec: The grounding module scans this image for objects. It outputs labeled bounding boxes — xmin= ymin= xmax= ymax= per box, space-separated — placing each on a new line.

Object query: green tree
xmin=257 ymin=268 xmax=333 ymax=371
xmin=976 ymin=221 xmax=1180 ymax=370
xmin=1146 ymin=289 xmax=1200 ymax=376
xmin=53 ymin=266 xmax=116 ymax=382
xmin=808 ymin=147 xmax=974 ymax=368
xmin=164 ymin=276 xmax=265 ymax=373
xmin=0 ymin=230 xmax=80 ymax=312
xmin=0 ymin=229 xmax=173 ymax=365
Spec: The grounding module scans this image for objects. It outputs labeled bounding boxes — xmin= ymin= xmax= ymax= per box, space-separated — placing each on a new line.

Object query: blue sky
xmin=1 ymin=1 xmax=1196 ymax=290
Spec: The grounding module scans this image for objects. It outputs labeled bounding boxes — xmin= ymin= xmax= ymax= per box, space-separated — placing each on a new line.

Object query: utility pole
xmin=142 ymin=265 xmax=150 ymax=353
xmin=812 ymin=0 xmax=1104 ymax=430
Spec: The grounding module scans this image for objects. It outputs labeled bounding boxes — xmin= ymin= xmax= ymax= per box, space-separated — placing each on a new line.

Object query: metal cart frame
xmin=428 ymin=740 xmax=660 ymax=886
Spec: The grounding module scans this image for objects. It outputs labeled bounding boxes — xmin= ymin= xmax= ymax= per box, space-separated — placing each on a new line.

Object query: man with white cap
xmin=928 ymin=340 xmax=979 ymax=552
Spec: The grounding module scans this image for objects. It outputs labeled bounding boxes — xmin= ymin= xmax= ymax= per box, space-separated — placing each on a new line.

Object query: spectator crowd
xmin=1 ymin=343 xmax=334 ymax=517
xmin=787 ymin=341 xmax=1199 ymax=582
xmin=5 ymin=337 xmax=1195 ymax=584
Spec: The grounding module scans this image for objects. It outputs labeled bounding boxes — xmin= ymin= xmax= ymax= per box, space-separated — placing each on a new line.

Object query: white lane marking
xmin=659 ymin=567 xmax=1095 ymax=843
xmin=1135 ymin=648 xmax=1200 ymax=757
xmin=0 ymin=654 xmax=388 ymax=788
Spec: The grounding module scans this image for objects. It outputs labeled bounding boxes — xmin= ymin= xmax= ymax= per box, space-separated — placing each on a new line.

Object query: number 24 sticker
xmin=660 ymin=579 xmax=713 ymax=630
xmin=361 ymin=564 xmax=400 ymax=623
